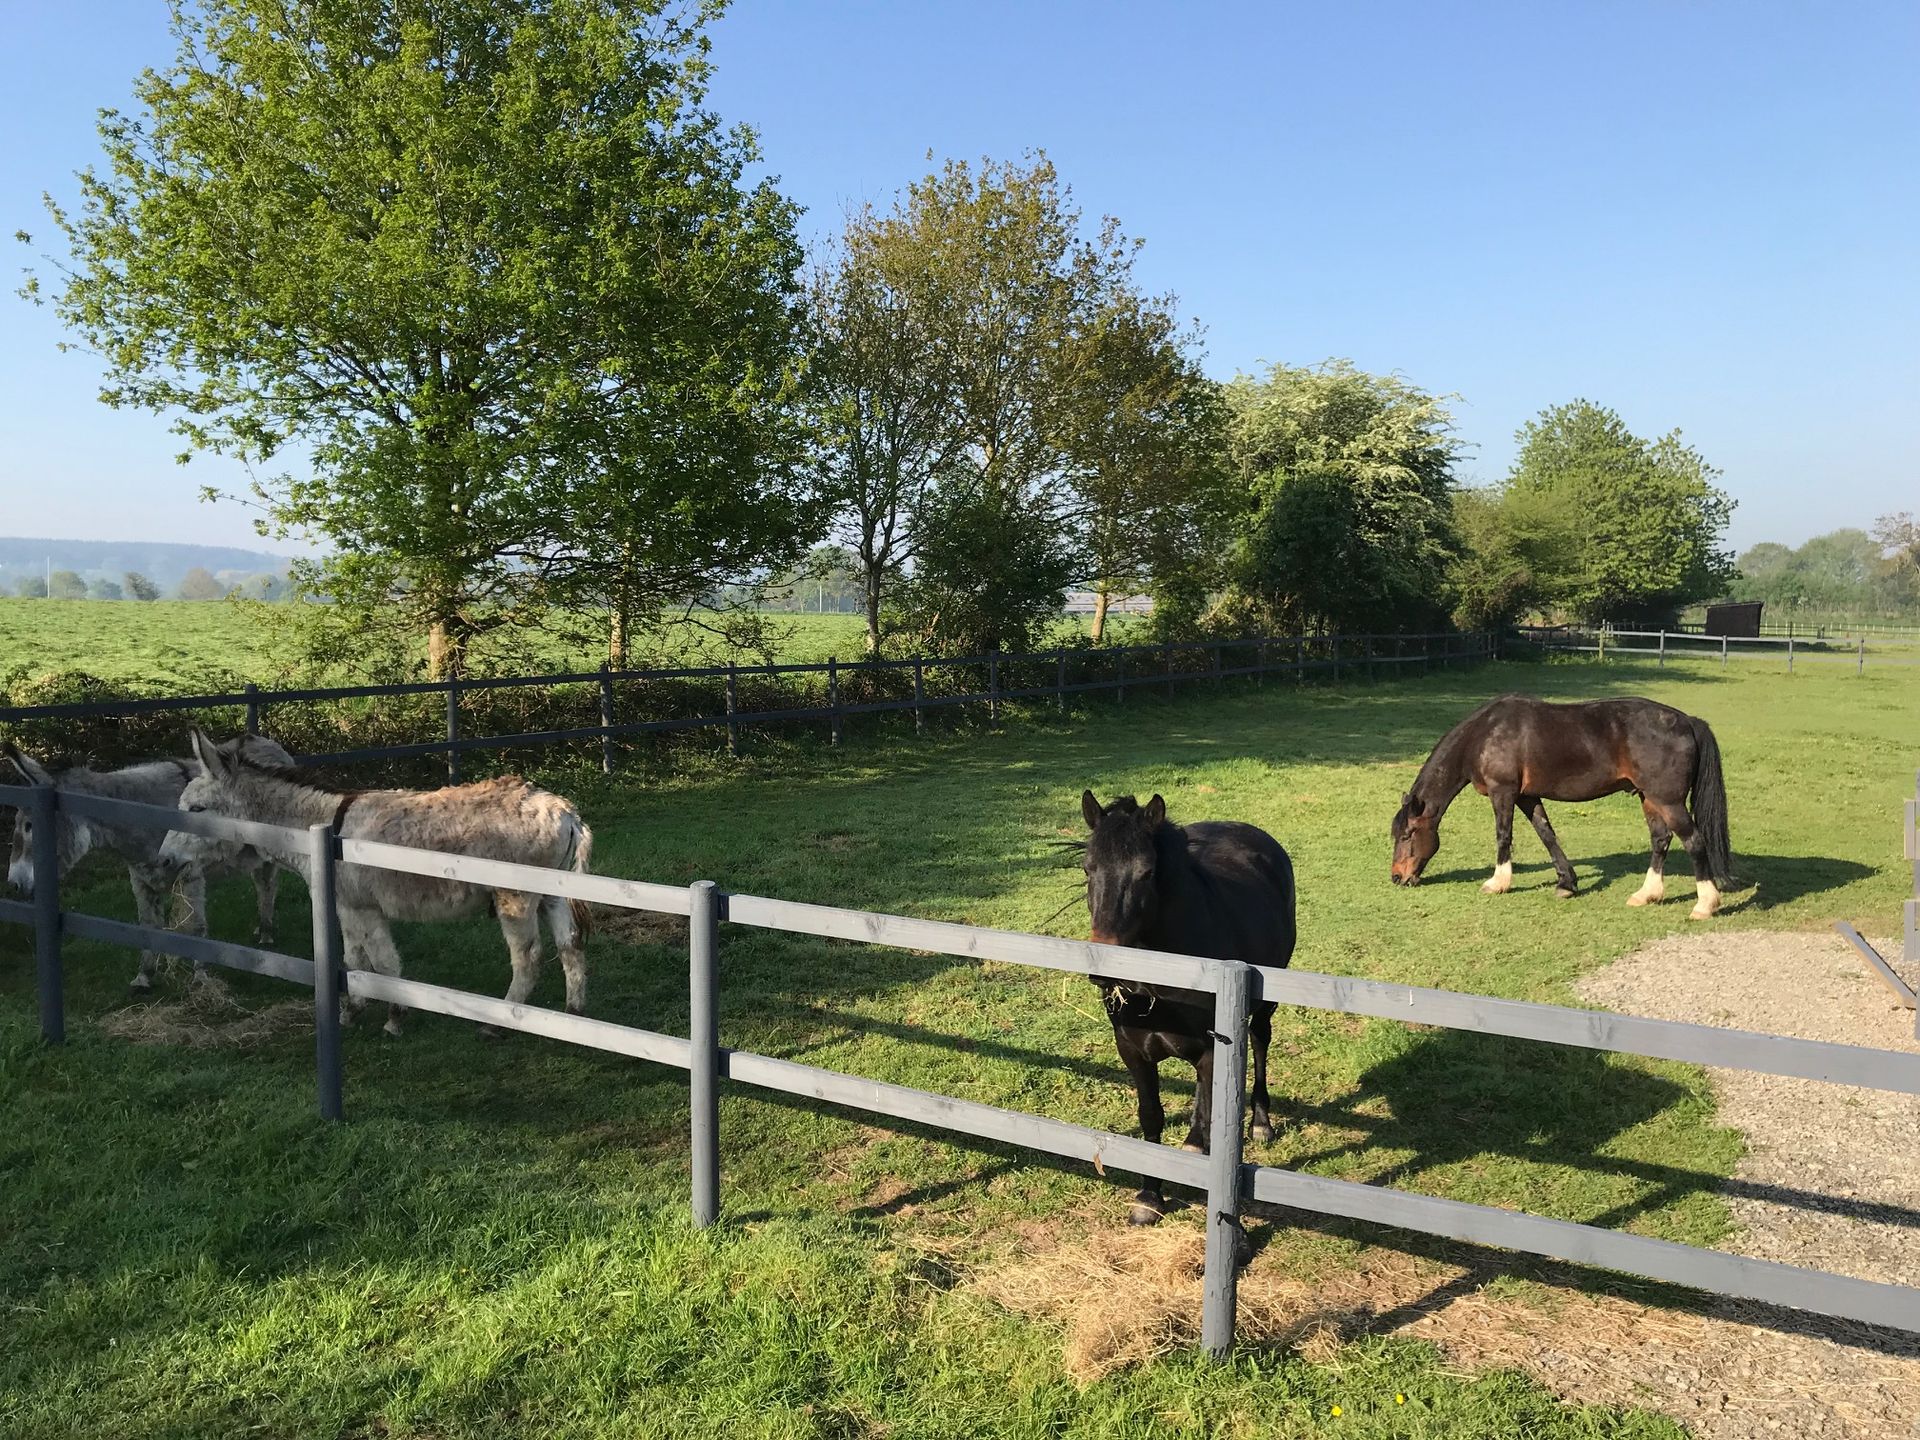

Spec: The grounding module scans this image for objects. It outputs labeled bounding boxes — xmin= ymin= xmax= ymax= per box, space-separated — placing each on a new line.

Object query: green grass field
xmin=0 ymin=599 xmax=1152 ymax=693
xmin=0 ymin=599 xmax=884 ymax=691
xmin=4 ymin=653 xmax=1915 ymax=1438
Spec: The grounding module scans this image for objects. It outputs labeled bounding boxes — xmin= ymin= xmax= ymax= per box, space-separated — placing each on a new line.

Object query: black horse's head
xmin=1081 ymin=790 xmax=1168 ymax=947
xmin=1390 ymin=790 xmax=1440 ymax=885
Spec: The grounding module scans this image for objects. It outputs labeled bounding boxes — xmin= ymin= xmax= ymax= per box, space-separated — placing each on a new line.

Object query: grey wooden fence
xmin=6 ymin=782 xmax=1920 ymax=1352
xmin=0 ymin=631 xmax=1495 ymax=780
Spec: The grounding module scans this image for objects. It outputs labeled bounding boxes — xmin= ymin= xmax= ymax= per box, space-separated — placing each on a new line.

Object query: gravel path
xmin=1570 ymin=929 xmax=1920 ymax=1439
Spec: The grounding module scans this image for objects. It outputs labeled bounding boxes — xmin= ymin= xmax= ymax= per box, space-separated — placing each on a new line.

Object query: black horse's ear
xmin=1144 ymin=794 xmax=1166 ymax=827
xmin=1081 ymin=790 xmax=1103 ymax=830
xmin=1405 ymin=793 xmax=1425 ymax=817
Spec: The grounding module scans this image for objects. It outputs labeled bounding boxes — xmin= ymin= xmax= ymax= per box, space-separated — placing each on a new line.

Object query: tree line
xmin=11 ymin=567 xmax=287 ymax=602
xmin=17 ymin=1 xmax=1912 ymax=677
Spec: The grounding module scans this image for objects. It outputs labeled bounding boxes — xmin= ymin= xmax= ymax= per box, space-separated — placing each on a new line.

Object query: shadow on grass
xmin=1419 ymin=851 xmax=1875 ymax=909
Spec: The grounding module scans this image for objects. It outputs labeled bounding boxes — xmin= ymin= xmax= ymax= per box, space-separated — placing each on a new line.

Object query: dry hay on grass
xmin=101 ymin=973 xmax=309 ymax=1050
xmin=593 ymin=904 xmax=686 ymax=948
xmin=962 ymin=1219 xmax=1709 ymax=1387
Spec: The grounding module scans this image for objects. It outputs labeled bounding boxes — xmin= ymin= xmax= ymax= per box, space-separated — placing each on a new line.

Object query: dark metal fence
xmin=6 ymin=781 xmax=1920 ymax=1353
xmin=1513 ymin=624 xmax=1920 ymax=672
xmin=0 ymin=631 xmax=1495 ymax=780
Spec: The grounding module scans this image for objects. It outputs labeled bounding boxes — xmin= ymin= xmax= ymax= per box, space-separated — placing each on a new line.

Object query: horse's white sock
xmin=1691 ymin=879 xmax=1721 ymax=918
xmin=1481 ymin=861 xmax=1513 ymax=894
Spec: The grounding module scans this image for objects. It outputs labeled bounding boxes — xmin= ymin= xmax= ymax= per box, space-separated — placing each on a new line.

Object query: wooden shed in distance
xmin=1703 ymin=600 xmax=1763 ymax=637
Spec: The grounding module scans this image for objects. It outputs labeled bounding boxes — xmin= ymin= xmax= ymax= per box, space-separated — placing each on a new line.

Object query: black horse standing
xmin=1389 ymin=693 xmax=1733 ymax=917
xmin=1079 ymin=791 xmax=1295 ymax=1226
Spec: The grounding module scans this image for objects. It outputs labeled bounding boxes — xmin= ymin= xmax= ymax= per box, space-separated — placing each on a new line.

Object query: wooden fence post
xmin=1116 ymin=648 xmax=1126 ymax=703
xmin=30 ymin=784 xmax=62 ymax=1044
xmin=1212 ymin=643 xmax=1223 ymax=687
xmin=1056 ymin=648 xmax=1067 ymax=714
xmin=1658 ymin=630 xmax=1667 ymax=667
xmin=599 ymin=663 xmax=614 ymax=775
xmin=1331 ymin=635 xmax=1341 ymax=684
xmin=1721 ymin=635 xmax=1728 ymax=667
xmin=244 ymin=682 xmax=260 ymax=736
xmin=306 ymin=822 xmax=344 ymax=1121
xmin=689 ymin=879 xmax=721 ymax=1228
xmin=1787 ymin=636 xmax=1795 ymax=675
xmin=1294 ymin=635 xmax=1304 ymax=685
xmin=1164 ymin=643 xmax=1175 ymax=699
xmin=1858 ymin=636 xmax=1866 ymax=675
xmin=914 ymin=657 xmax=925 ymax=734
xmin=445 ymin=675 xmax=461 ymax=785
xmin=988 ymin=650 xmax=1000 ymax=723
xmin=828 ymin=657 xmax=842 ymax=746
xmin=1200 ymin=960 xmax=1250 ymax=1356
xmin=726 ymin=663 xmax=740 ymax=757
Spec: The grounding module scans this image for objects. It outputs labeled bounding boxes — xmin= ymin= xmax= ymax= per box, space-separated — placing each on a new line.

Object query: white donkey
xmin=160 ymin=729 xmax=593 ymax=1036
xmin=4 ymin=734 xmax=293 ymax=991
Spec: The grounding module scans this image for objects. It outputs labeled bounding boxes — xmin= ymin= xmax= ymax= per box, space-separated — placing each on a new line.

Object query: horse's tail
xmin=1686 ymin=718 xmax=1735 ymax=887
xmin=565 ymin=814 xmax=594 ymax=941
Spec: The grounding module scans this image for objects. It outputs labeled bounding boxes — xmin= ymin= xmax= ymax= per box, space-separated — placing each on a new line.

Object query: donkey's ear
xmin=1081 ymin=790 xmax=1104 ymax=830
xmin=1144 ymin=794 xmax=1167 ymax=827
xmin=3 ymin=743 xmax=53 ymax=786
xmin=187 ymin=729 xmax=230 ymax=779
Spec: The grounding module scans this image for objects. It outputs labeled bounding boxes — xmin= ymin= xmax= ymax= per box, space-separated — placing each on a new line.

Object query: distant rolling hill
xmin=0 ymin=537 xmax=295 ymax=591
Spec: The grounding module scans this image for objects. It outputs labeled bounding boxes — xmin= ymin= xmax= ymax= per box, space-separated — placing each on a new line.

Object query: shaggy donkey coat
xmin=5 ymin=735 xmax=292 ymax=990
xmin=162 ymin=730 xmax=593 ymax=1035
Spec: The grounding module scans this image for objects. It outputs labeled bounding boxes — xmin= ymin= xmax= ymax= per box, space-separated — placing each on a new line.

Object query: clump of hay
xmin=594 ymin=905 xmax=686 ymax=947
xmin=968 ymin=1222 xmax=1362 ymax=1381
xmin=965 ymin=1220 xmax=1710 ymax=1387
xmin=101 ymin=974 xmax=309 ymax=1050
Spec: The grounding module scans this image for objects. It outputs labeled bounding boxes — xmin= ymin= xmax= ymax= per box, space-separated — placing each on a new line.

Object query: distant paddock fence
xmin=1511 ymin=624 xmax=1920 ymax=672
xmin=0 ymin=631 xmax=1495 ymax=781
xmin=5 ymin=781 xmax=1920 ymax=1355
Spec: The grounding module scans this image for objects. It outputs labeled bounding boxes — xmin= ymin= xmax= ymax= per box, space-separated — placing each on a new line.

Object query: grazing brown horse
xmin=1079 ymin=791 xmax=1294 ymax=1226
xmin=1389 ymin=694 xmax=1733 ymax=918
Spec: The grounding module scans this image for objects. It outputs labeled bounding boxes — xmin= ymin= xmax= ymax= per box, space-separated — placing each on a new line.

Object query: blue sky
xmin=2 ymin=0 xmax=1914 ymax=554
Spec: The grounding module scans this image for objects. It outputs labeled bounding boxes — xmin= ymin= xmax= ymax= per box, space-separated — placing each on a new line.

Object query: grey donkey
xmin=159 ymin=729 xmax=593 ymax=1036
xmin=5 ymin=734 xmax=294 ymax=991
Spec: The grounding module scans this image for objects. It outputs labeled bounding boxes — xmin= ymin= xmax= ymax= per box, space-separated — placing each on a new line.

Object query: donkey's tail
xmin=566 ymin=815 xmax=595 ymax=941
xmin=1686 ymin=717 xmax=1735 ymax=887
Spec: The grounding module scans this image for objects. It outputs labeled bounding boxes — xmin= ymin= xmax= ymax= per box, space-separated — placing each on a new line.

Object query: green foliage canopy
xmin=24 ymin=0 xmax=815 ymax=678
xmin=1223 ymin=360 xmax=1462 ymax=634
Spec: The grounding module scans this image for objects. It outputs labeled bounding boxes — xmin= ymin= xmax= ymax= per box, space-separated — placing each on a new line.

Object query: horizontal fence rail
xmin=0 ymin=631 xmax=1495 ymax=778
xmin=4 ymin=785 xmax=1920 ymax=1356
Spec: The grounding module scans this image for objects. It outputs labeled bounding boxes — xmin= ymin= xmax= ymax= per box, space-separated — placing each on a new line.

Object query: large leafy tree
xmin=23 ymin=0 xmax=815 ymax=678
xmin=1054 ymin=290 xmax=1230 ymax=641
xmin=805 ymin=207 xmax=961 ymax=653
xmin=1223 ymin=360 xmax=1462 ymax=634
xmin=1505 ymin=400 xmax=1734 ymax=622
xmin=879 ymin=155 xmax=1138 ymax=655
xmin=123 ymin=571 xmax=162 ymax=602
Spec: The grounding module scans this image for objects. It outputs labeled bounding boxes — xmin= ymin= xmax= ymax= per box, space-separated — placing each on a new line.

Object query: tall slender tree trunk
xmin=427 ymin=618 xmax=469 ymax=682
xmin=1090 ymin=585 xmax=1111 ymax=643
xmin=863 ymin=574 xmax=883 ymax=655
xmin=608 ymin=604 xmax=630 ymax=670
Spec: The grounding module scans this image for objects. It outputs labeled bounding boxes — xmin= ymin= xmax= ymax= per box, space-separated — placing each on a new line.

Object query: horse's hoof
xmin=1689 ymin=906 xmax=1715 ymax=921
xmin=1249 ymin=1121 xmax=1275 ymax=1144
xmin=1179 ymin=1141 xmax=1205 ymax=1154
xmin=477 ymin=1024 xmax=504 ymax=1040
xmin=1554 ymin=887 xmax=1576 ymax=900
xmin=565 ymin=1003 xmax=585 ymax=1017
xmin=382 ymin=1019 xmax=405 ymax=1038
xmin=1128 ymin=1202 xmax=1165 ymax=1227
xmin=127 ymin=977 xmax=152 ymax=996
xmin=1626 ymin=892 xmax=1654 ymax=907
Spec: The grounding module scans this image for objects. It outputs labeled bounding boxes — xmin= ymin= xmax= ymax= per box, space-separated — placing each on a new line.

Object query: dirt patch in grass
xmin=101 ymin=975 xmax=309 ymax=1050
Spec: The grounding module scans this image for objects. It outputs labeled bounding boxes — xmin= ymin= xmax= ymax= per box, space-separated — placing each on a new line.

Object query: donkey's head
xmin=1080 ymin=790 xmax=1170 ymax=948
xmin=1390 ymin=791 xmax=1441 ymax=885
xmin=157 ymin=730 xmax=292 ymax=876
xmin=3 ymin=744 xmax=85 ymax=895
